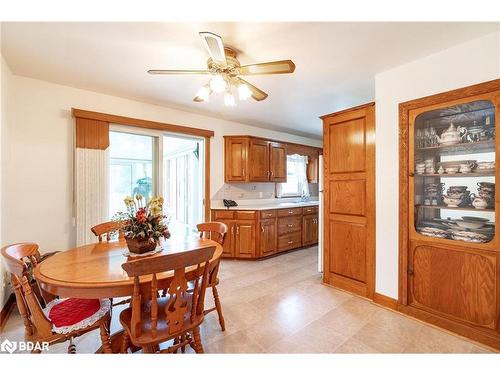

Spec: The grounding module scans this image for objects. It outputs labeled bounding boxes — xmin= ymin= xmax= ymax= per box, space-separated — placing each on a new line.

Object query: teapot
xmin=470 ymin=194 xmax=489 ymax=209
xmin=435 ymin=122 xmax=468 ymax=146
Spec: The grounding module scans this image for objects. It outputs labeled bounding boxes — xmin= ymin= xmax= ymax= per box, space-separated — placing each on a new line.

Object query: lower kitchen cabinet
xmin=211 ymin=205 xmax=318 ymax=259
xmin=303 ymin=214 xmax=319 ymax=246
xmin=234 ymin=220 xmax=256 ymax=258
xmin=259 ymin=219 xmax=277 ymax=256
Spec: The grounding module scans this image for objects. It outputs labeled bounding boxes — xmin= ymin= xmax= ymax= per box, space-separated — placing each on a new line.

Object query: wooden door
xmin=322 ymin=103 xmax=375 ymax=298
xmin=269 ymin=142 xmax=287 ymax=182
xmin=225 ymin=137 xmax=248 ymax=182
xmin=248 ymin=139 xmax=270 ymax=182
xmin=302 ymin=214 xmax=318 ymax=246
xmin=234 ymin=220 xmax=256 ymax=258
xmin=409 ymin=241 xmax=497 ymax=329
xmin=259 ymin=219 xmax=277 ymax=256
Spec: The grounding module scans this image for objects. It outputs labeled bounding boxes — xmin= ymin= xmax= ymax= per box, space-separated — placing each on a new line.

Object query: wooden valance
xmin=72 ymin=108 xmax=214 ymax=138
xmin=75 ymin=118 xmax=110 ymax=150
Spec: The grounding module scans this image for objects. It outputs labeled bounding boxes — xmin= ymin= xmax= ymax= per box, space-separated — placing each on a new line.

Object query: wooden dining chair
xmin=91 ymin=221 xmax=124 ymax=242
xmin=119 ymin=246 xmax=216 ymax=354
xmin=1 ymin=243 xmax=113 ymax=353
xmin=196 ymin=222 xmax=228 ymax=331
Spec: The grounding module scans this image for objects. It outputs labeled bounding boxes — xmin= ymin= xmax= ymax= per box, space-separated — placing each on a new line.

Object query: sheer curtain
xmin=276 ymin=154 xmax=310 ymax=197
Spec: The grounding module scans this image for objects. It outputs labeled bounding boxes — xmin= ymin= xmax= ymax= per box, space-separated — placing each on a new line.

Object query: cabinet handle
xmin=287 ymin=240 xmax=293 ymax=244
xmin=242 ymin=168 xmax=245 ymax=176
xmin=409 ymin=172 xmax=415 ymax=177
xmin=288 ymin=210 xmax=294 ymax=214
xmin=287 ymin=224 xmax=294 ymax=228
xmin=236 ymin=226 xmax=239 ymax=235
xmin=408 ymin=268 xmax=414 ymax=276
xmin=261 ymin=225 xmax=264 ymax=232
xmin=231 ymin=226 xmax=235 ymax=235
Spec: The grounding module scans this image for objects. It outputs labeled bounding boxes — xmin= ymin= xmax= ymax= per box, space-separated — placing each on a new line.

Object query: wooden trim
xmin=319 ymin=101 xmax=375 ymax=120
xmin=204 ymin=136 xmax=211 ymax=222
xmin=373 ymin=292 xmax=398 ymax=310
xmin=72 ymin=108 xmax=215 ymax=138
xmin=0 ymin=293 xmax=15 ymax=332
xmin=75 ymin=118 xmax=109 ymax=150
xmin=223 ymin=135 xmax=322 ymax=155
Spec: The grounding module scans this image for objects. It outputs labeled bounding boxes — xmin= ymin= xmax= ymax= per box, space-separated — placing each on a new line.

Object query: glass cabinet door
xmin=414 ymin=100 xmax=496 ymax=243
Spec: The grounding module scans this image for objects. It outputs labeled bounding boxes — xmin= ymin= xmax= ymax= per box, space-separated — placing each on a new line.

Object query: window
xmin=277 ymin=154 xmax=310 ymax=197
xmin=109 ymin=131 xmax=154 ymax=217
xmin=108 ymin=127 xmax=205 ymax=235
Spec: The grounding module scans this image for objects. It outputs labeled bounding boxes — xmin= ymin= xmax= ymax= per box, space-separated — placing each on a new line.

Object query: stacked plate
xmin=450 ymin=231 xmax=489 ymax=243
xmin=417 ymin=227 xmax=449 ymax=239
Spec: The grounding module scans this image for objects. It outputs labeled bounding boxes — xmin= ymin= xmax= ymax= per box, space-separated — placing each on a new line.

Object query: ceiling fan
xmin=147 ymin=32 xmax=295 ymax=106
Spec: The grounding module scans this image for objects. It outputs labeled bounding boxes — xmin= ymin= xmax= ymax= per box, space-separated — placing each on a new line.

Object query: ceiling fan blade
xmin=147 ymin=69 xmax=209 ymax=75
xmin=199 ymin=32 xmax=227 ymax=67
xmin=235 ymin=78 xmax=268 ymax=101
xmin=239 ymin=60 xmax=295 ymax=75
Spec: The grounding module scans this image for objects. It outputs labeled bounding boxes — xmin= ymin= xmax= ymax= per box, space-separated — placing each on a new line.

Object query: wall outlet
xmin=259 ymin=192 xmax=263 ymax=198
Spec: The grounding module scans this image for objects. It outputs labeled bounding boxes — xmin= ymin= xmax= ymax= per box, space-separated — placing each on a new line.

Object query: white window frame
xmin=276 ymin=154 xmax=310 ymax=198
xmin=109 ymin=124 xmax=206 ymax=220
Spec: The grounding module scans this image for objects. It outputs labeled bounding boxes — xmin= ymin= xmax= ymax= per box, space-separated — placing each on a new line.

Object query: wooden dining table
xmin=34 ymin=234 xmax=223 ymax=353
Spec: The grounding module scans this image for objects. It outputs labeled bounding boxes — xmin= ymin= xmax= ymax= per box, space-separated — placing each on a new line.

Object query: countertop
xmin=211 ymin=199 xmax=319 ymax=211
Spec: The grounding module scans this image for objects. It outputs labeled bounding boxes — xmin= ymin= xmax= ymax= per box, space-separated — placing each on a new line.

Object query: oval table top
xmin=34 ymin=235 xmax=223 ymax=299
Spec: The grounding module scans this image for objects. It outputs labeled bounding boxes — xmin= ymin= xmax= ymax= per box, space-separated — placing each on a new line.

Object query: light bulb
xmin=209 ymin=75 xmax=227 ymax=94
xmin=238 ymin=83 xmax=252 ymax=100
xmin=224 ymin=91 xmax=236 ymax=107
xmin=195 ymin=85 xmax=210 ymax=102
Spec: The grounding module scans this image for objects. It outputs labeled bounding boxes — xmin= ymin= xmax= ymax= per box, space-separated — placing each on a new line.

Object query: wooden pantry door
xmin=322 ymin=103 xmax=375 ymax=298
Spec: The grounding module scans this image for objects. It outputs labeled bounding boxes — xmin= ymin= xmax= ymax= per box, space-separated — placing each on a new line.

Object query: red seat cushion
xmin=48 ymin=298 xmax=101 ymax=328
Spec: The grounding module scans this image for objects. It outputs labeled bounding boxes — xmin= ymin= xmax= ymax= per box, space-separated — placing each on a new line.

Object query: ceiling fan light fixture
xmin=224 ymin=90 xmax=236 ymax=107
xmin=238 ymin=83 xmax=252 ymax=101
xmin=210 ymin=74 xmax=227 ymax=94
xmin=195 ymin=85 xmax=211 ymax=102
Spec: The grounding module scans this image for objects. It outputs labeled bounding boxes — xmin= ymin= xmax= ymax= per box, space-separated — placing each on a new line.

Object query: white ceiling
xmin=2 ymin=22 xmax=498 ymax=138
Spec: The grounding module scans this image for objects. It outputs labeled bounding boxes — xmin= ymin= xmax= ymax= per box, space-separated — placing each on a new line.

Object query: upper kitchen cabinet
xmin=225 ymin=137 xmax=249 ymax=182
xmin=224 ymin=136 xmax=321 ymax=183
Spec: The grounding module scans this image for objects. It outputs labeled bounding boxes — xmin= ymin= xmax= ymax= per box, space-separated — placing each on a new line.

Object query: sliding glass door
xmin=108 ymin=126 xmax=205 ymax=235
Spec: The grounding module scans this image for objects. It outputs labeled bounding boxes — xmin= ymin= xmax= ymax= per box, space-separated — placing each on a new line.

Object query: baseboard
xmin=373 ymin=292 xmax=398 ymax=310
xmin=0 ymin=293 xmax=16 ymax=332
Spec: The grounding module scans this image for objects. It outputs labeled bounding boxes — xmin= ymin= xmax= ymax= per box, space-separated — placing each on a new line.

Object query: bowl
xmin=455 ymin=220 xmax=486 ymax=230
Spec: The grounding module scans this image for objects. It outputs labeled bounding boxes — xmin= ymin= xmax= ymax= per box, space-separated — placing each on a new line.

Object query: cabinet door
xmin=269 ymin=142 xmax=287 ymax=182
xmin=225 ymin=137 xmax=248 ymax=182
xmin=409 ymin=243 xmax=497 ymax=329
xmin=221 ymin=221 xmax=235 ymax=257
xmin=259 ymin=219 xmax=277 ymax=257
xmin=307 ymin=153 xmax=319 ymax=183
xmin=303 ymin=214 xmax=318 ymax=246
xmin=234 ymin=220 xmax=256 ymax=258
xmin=248 ymin=139 xmax=270 ymax=182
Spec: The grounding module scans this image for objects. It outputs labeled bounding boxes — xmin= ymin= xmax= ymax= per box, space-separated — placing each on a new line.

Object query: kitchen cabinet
xmin=303 ymin=213 xmax=319 ymax=246
xmin=211 ymin=205 xmax=318 ymax=259
xmin=399 ymin=79 xmax=500 ymax=350
xmin=269 ymin=142 xmax=287 ymax=182
xmin=225 ymin=137 xmax=249 ymax=182
xmin=224 ymin=136 xmax=321 ymax=183
xmin=259 ymin=219 xmax=277 ymax=256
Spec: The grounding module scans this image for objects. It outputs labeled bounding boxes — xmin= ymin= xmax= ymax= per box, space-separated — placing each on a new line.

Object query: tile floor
xmin=1 ymin=246 xmax=495 ymax=353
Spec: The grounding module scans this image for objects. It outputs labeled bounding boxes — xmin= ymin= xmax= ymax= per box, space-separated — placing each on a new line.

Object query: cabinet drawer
xmin=278 ymin=232 xmax=302 ymax=251
xmin=278 ymin=216 xmax=302 ymax=235
xmin=236 ymin=211 xmax=257 ymax=220
xmin=260 ymin=210 xmax=277 ymax=219
xmin=212 ymin=210 xmax=234 ymax=220
xmin=302 ymin=206 xmax=318 ymax=215
xmin=277 ymin=207 xmax=303 ymax=217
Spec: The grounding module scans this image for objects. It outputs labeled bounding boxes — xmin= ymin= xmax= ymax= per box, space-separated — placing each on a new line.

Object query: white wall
xmin=375 ymin=30 xmax=500 ymax=299
xmin=2 ymin=73 xmax=321 ymax=253
xmin=1 ymin=53 xmax=13 ymax=307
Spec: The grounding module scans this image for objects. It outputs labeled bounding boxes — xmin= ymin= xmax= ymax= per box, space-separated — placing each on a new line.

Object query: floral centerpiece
xmin=114 ymin=194 xmax=171 ymax=254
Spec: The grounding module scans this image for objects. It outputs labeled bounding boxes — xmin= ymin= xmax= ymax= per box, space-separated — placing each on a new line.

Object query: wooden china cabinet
xmin=399 ymin=79 xmax=500 ymax=350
